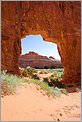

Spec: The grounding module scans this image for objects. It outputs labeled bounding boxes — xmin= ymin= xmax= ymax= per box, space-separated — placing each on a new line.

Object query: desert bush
xmin=43 ymin=77 xmax=50 ymax=83
xmin=49 ymin=76 xmax=65 ymax=88
xmin=1 ymin=70 xmax=26 ymax=96
xmin=35 ymin=66 xmax=39 ymax=69
xmin=50 ymin=66 xmax=55 ymax=69
xmin=53 ymin=69 xmax=64 ymax=81
xmin=22 ymin=70 xmax=28 ymax=77
xmin=26 ymin=66 xmax=37 ymax=73
xmin=51 ymin=87 xmax=68 ymax=97
xmin=44 ymin=66 xmax=49 ymax=69
xmin=22 ymin=66 xmax=37 ymax=77
xmin=31 ymin=74 xmax=40 ymax=80
xmin=51 ymin=87 xmax=62 ymax=97
xmin=43 ymin=74 xmax=65 ymax=88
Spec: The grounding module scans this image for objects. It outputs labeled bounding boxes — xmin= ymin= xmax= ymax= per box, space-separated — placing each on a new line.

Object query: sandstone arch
xmin=1 ymin=1 xmax=81 ymax=84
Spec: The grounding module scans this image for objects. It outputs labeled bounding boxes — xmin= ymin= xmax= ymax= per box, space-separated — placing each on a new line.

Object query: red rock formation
xmin=1 ymin=1 xmax=81 ymax=84
xmin=18 ymin=52 xmax=62 ymax=68
xmin=49 ymin=56 xmax=55 ymax=60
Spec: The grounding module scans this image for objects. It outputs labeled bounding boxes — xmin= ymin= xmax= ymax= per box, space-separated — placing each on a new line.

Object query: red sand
xmin=1 ymin=83 xmax=81 ymax=121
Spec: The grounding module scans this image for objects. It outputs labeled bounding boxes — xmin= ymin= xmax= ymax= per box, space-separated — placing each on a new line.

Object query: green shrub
xmin=51 ymin=87 xmax=68 ymax=97
xmin=42 ymin=74 xmax=65 ymax=88
xmin=43 ymin=77 xmax=50 ymax=83
xmin=51 ymin=87 xmax=62 ymax=97
xmin=35 ymin=66 xmax=39 ymax=69
xmin=22 ymin=66 xmax=37 ymax=77
xmin=26 ymin=66 xmax=37 ymax=73
xmin=31 ymin=74 xmax=40 ymax=80
xmin=44 ymin=66 xmax=49 ymax=69
xmin=1 ymin=70 xmax=26 ymax=96
xmin=52 ymin=69 xmax=64 ymax=81
xmin=49 ymin=77 xmax=65 ymax=88
xmin=22 ymin=70 xmax=28 ymax=77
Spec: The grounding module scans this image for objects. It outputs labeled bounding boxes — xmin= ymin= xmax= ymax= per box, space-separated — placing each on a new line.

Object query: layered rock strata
xmin=18 ymin=52 xmax=62 ymax=68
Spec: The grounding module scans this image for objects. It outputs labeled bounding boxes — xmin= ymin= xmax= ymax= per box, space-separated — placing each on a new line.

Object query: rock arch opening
xmin=1 ymin=1 xmax=81 ymax=84
xmin=18 ymin=34 xmax=62 ymax=69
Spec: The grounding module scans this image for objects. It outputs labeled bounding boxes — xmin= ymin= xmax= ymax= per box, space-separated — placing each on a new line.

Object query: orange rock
xmin=1 ymin=1 xmax=81 ymax=84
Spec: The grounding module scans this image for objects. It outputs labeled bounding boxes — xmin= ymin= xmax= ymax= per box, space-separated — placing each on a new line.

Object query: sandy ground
xmin=1 ymin=83 xmax=81 ymax=121
xmin=38 ymin=72 xmax=53 ymax=78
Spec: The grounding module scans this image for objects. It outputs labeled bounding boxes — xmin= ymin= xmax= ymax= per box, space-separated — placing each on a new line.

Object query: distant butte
xmin=18 ymin=52 xmax=62 ymax=68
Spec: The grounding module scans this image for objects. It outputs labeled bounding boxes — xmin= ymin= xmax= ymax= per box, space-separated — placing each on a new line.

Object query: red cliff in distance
xmin=18 ymin=51 xmax=63 ymax=68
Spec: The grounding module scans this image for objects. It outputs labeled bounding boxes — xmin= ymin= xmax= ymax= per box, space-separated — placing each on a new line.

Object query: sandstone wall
xmin=1 ymin=1 xmax=81 ymax=84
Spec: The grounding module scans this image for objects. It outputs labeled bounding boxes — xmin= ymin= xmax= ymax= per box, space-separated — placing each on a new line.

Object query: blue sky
xmin=21 ymin=35 xmax=61 ymax=60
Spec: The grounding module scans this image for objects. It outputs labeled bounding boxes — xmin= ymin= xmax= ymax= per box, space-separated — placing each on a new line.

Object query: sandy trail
xmin=38 ymin=72 xmax=53 ymax=78
xmin=1 ymin=83 xmax=81 ymax=121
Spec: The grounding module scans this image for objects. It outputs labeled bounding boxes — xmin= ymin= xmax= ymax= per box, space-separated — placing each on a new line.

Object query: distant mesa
xmin=19 ymin=51 xmax=63 ymax=68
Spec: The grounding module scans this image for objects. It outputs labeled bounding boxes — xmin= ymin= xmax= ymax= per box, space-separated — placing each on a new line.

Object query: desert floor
xmin=1 ymin=82 xmax=81 ymax=121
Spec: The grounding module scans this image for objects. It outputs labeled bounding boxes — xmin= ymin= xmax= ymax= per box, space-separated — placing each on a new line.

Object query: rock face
xmin=1 ymin=1 xmax=81 ymax=84
xmin=18 ymin=52 xmax=63 ymax=68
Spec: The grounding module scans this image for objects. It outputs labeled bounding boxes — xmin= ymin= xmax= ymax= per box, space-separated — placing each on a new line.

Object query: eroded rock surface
xmin=1 ymin=1 xmax=81 ymax=84
xmin=18 ymin=51 xmax=62 ymax=68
